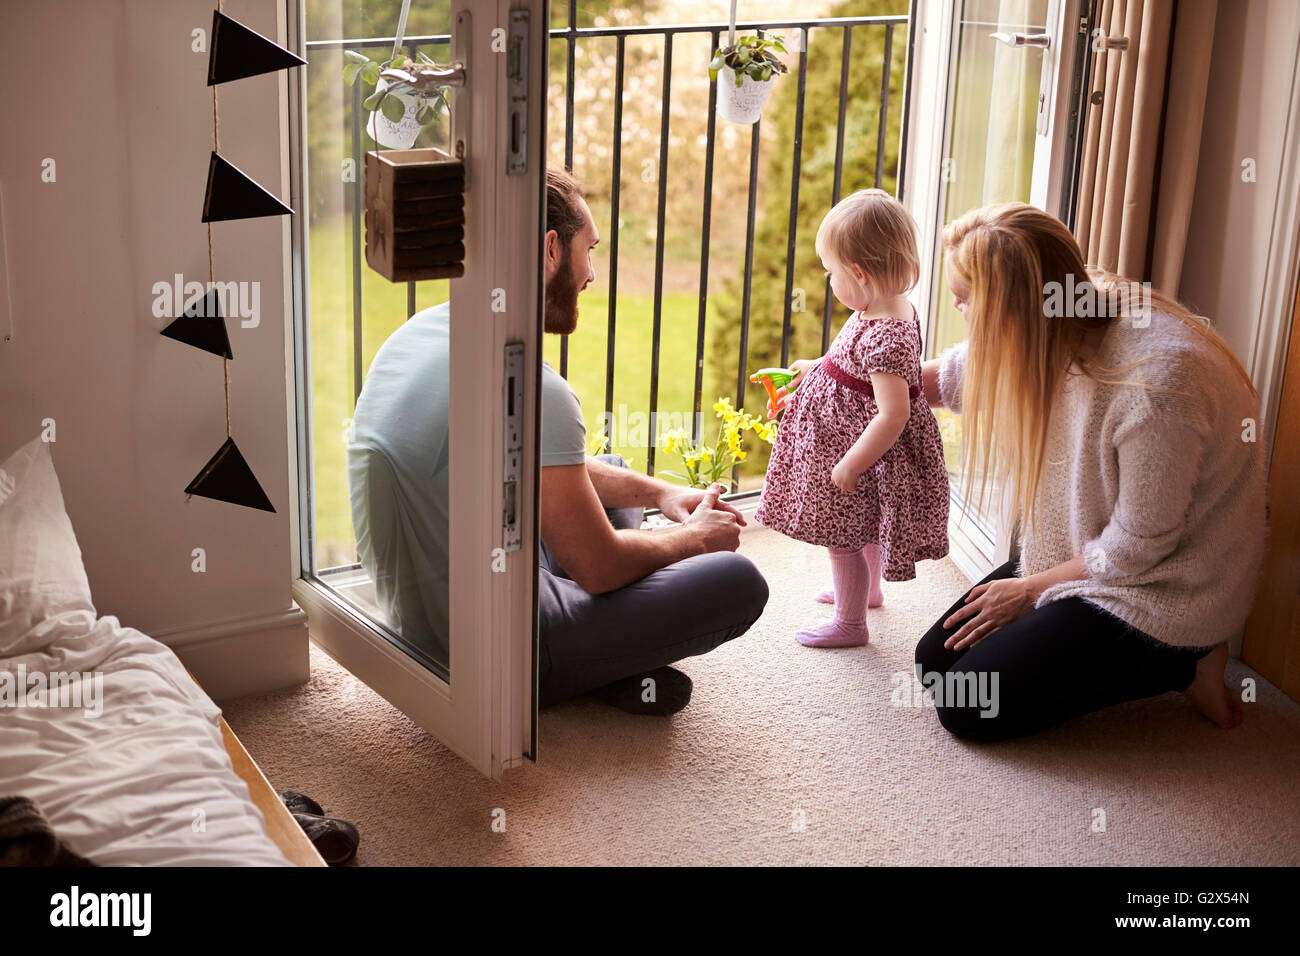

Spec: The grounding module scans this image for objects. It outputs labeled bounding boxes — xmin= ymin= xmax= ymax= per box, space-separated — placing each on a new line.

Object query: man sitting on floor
xmin=347 ymin=167 xmax=768 ymax=716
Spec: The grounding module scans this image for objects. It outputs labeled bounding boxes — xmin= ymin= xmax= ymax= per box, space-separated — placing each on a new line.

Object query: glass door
xmin=917 ymin=0 xmax=1089 ymax=579
xmin=288 ymin=0 xmax=545 ymax=779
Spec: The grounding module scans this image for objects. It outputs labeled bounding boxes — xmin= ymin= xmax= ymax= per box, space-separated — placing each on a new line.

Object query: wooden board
xmin=364 ymin=147 xmax=467 ymax=282
xmin=369 ymin=147 xmax=466 ymax=184
xmin=183 ymin=666 xmax=325 ymax=866
xmin=219 ymin=719 xmax=327 ymax=867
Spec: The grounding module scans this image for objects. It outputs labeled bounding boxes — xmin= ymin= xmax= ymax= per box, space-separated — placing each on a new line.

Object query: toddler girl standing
xmin=755 ymin=189 xmax=949 ymax=647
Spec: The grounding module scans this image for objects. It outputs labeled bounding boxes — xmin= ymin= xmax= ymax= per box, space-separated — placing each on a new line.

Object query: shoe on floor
xmin=588 ymin=665 xmax=693 ymax=716
xmin=291 ymin=811 xmax=359 ymax=866
xmin=279 ymin=790 xmax=324 ymax=817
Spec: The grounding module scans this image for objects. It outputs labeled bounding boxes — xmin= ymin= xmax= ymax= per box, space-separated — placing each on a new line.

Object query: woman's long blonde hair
xmin=942 ymin=202 xmax=1254 ymax=544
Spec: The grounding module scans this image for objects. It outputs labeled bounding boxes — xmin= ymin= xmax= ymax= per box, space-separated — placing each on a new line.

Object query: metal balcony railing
xmin=306 ymin=4 xmax=913 ymax=491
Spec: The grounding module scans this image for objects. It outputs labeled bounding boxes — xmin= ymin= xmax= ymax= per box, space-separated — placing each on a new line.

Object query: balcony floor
xmin=224 ymin=524 xmax=1300 ymax=866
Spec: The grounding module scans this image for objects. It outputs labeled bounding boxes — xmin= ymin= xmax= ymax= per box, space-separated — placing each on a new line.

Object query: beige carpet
xmin=223 ymin=525 xmax=1300 ymax=866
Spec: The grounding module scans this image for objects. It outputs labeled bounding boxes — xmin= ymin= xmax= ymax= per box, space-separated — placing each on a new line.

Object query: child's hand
xmin=831 ymin=457 xmax=862 ymax=494
xmin=787 ymin=358 xmax=819 ymax=388
xmin=766 ymin=359 xmax=820 ymax=418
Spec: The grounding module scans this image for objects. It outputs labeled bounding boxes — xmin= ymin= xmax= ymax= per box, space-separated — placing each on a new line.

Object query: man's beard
xmin=544 ymin=253 xmax=579 ymax=335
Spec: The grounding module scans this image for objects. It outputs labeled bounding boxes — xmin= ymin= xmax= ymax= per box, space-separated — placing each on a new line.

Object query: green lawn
xmin=307 ymin=217 xmax=737 ymax=568
xmin=540 ymin=290 xmax=726 ymax=469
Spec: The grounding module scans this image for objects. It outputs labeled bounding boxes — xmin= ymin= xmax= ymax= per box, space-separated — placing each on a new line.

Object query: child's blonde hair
xmin=815 ymin=188 xmax=920 ymax=297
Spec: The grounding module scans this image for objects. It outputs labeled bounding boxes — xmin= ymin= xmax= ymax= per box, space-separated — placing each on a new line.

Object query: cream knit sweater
xmin=937 ymin=309 xmax=1267 ymax=649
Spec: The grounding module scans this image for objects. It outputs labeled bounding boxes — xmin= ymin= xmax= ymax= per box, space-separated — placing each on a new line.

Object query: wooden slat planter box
xmin=364 ymin=147 xmax=466 ymax=282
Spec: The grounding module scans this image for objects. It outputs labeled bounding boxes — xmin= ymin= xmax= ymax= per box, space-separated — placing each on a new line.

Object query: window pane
xmin=304 ymin=0 xmax=455 ymax=676
xmin=931 ymin=0 xmax=1050 ymax=536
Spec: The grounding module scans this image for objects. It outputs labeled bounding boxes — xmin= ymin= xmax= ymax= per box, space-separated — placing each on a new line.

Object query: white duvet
xmin=0 ymin=437 xmax=291 ymax=866
xmin=0 ymin=613 xmax=292 ymax=866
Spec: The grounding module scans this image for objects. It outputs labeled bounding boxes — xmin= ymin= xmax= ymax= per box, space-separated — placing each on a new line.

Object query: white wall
xmin=1181 ymin=0 xmax=1300 ymax=417
xmin=0 ymin=0 xmax=306 ymax=699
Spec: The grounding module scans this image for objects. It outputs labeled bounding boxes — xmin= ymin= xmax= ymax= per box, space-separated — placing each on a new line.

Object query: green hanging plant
xmin=708 ymin=33 xmax=789 ymax=87
xmin=343 ymin=48 xmax=449 ymax=129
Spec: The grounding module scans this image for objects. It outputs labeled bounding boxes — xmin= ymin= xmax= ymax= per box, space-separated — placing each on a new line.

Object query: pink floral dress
xmin=754 ymin=307 xmax=950 ymax=581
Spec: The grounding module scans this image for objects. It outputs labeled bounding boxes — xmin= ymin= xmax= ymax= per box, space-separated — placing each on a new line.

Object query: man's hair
xmin=547 ymin=167 xmax=586 ymax=246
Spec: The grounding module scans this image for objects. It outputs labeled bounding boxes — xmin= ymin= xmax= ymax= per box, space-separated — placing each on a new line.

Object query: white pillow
xmin=0 ymin=437 xmax=95 ymax=656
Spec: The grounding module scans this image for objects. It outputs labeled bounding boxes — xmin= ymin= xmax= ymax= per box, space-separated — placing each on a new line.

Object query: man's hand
xmin=657 ymin=482 xmax=746 ymax=526
xmin=942 ymin=577 xmax=1038 ymax=650
xmin=679 ymin=484 xmax=742 ymax=553
xmin=543 ymin=466 xmax=742 ymax=593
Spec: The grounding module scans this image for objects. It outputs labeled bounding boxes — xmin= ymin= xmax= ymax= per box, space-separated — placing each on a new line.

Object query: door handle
xmin=1090 ymin=33 xmax=1129 ymax=52
xmin=989 ymin=30 xmax=1055 ymax=133
xmin=379 ymin=63 xmax=467 ymax=89
xmin=990 ymin=31 xmax=1051 ymax=49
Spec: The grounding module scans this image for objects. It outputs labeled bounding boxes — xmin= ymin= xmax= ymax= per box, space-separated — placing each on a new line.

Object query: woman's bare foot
xmin=1184 ymin=643 xmax=1243 ymax=729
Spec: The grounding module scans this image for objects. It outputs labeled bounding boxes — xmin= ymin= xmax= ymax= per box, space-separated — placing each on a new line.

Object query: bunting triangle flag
xmin=160 ymin=288 xmax=233 ymax=359
xmin=185 ymin=436 xmax=275 ymax=512
xmin=203 ymin=152 xmax=294 ymax=223
xmin=207 ymin=10 xmax=306 ymax=86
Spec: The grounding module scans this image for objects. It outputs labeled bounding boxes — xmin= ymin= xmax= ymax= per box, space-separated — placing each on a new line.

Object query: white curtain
xmin=1074 ymin=0 xmax=1218 ymax=293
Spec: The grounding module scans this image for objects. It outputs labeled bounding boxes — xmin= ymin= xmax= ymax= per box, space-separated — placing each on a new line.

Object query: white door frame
xmin=1031 ymin=0 xmax=1087 ymax=218
xmin=284 ymin=0 xmax=542 ymax=780
xmin=903 ymin=0 xmax=1086 ymax=583
xmin=1249 ymin=31 xmax=1300 ymax=461
xmin=902 ymin=0 xmax=956 ymax=348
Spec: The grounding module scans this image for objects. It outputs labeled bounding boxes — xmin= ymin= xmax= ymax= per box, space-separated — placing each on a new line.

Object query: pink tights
xmin=796 ymin=544 xmax=883 ymax=648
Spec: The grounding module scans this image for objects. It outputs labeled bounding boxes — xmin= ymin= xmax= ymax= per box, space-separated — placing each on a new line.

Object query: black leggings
xmin=914 ymin=561 xmax=1213 ymax=741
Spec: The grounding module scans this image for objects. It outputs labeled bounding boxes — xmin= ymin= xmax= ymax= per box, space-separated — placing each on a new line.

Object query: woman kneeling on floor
xmin=914 ymin=202 xmax=1266 ymax=741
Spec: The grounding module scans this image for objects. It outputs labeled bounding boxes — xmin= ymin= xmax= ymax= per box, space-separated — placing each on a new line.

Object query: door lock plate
xmin=502 ymin=342 xmax=524 ymax=551
xmin=506 ymin=10 xmax=529 ymax=175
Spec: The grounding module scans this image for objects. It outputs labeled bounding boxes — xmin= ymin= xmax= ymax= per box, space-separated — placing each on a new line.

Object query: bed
xmin=0 ymin=436 xmax=319 ymax=866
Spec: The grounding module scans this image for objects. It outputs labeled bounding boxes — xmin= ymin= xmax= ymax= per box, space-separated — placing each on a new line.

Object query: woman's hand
xmin=830 ymin=457 xmax=863 ymax=494
xmin=766 ymin=358 xmax=820 ymax=418
xmin=942 ymin=577 xmax=1040 ymax=650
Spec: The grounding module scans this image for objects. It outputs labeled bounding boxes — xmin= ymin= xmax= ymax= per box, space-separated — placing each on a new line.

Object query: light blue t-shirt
xmin=347 ymin=302 xmax=451 ymax=670
xmin=541 ymin=359 xmax=587 ymax=467
xmin=347 ymin=304 xmax=588 ymax=670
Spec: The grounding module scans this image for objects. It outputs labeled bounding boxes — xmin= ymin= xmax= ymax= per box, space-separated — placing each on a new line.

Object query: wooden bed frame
xmin=184 ymin=667 xmax=325 ymax=866
xmin=220 ymin=718 xmax=327 ymax=867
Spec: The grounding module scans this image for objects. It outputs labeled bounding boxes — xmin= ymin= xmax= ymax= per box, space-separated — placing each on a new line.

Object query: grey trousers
xmin=538 ymin=456 xmax=770 ymax=707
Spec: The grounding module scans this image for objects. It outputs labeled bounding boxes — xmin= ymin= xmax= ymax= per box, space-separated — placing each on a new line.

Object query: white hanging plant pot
xmin=716 ymin=66 xmax=776 ymax=125
xmin=366 ymin=77 xmax=441 ymax=149
xmin=709 ymin=29 xmax=789 ymax=125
